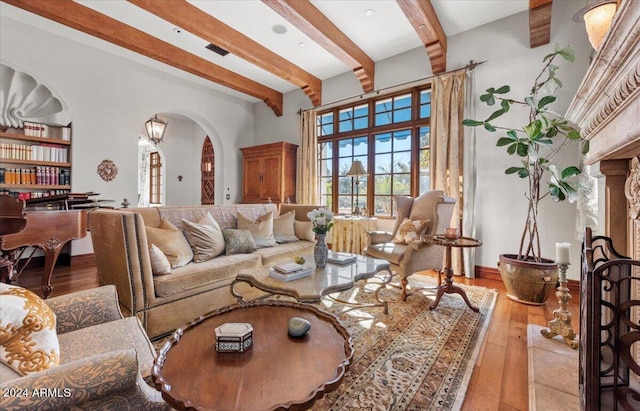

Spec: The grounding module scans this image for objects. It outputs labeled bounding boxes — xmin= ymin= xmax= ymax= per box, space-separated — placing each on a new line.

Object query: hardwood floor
xmin=17 ymin=260 xmax=580 ymax=411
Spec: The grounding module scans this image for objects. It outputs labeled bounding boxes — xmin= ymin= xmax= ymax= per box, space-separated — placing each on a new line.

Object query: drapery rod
xmin=298 ymin=59 xmax=486 ymax=115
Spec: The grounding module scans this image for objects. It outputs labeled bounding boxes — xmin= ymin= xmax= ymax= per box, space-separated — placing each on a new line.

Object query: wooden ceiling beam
xmin=396 ymin=0 xmax=447 ymax=74
xmin=529 ymin=0 xmax=553 ymax=48
xmin=3 ymin=0 xmax=284 ymax=116
xmin=128 ymin=0 xmax=321 ymax=106
xmin=263 ymin=0 xmax=374 ymax=93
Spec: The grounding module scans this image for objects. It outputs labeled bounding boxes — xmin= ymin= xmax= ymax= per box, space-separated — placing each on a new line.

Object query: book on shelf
xmin=61 ymin=127 xmax=71 ymax=141
xmin=327 ymin=252 xmax=357 ymax=265
xmin=268 ymin=267 xmax=314 ymax=282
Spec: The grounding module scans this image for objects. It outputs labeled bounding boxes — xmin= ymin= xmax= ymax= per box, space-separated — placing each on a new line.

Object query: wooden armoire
xmin=240 ymin=141 xmax=297 ymax=204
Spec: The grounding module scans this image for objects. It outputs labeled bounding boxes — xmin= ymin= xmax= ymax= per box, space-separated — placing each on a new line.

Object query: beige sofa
xmin=89 ymin=204 xmax=316 ymax=339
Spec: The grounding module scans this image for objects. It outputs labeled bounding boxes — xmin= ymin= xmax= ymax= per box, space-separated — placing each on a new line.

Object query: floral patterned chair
xmin=0 ymin=285 xmax=171 ymax=410
xmin=364 ymin=190 xmax=456 ymax=301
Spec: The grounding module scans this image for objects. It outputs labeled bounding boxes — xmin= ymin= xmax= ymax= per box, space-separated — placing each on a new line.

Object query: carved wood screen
xmin=201 ymin=136 xmax=214 ymax=205
xmin=581 ymin=227 xmax=640 ymax=410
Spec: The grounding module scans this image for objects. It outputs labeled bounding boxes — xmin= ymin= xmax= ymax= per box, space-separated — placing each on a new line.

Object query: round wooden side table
xmin=428 ymin=235 xmax=482 ymax=312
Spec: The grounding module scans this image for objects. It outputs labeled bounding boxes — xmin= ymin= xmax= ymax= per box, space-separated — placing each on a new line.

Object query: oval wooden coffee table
xmin=152 ymin=300 xmax=353 ymax=411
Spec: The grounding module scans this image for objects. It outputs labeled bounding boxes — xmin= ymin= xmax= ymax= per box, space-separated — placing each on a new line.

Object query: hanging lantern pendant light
xmin=145 ymin=114 xmax=168 ymax=145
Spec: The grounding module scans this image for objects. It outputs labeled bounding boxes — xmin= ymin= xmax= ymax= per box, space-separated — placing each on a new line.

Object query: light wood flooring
xmin=17 ymin=260 xmax=580 ymax=411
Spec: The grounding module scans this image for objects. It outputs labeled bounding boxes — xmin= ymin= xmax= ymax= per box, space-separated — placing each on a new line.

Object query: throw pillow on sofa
xmin=182 ymin=213 xmax=226 ymax=262
xmin=0 ymin=283 xmax=60 ymax=375
xmin=392 ymin=218 xmax=430 ymax=244
xmin=222 ymin=229 xmax=257 ymax=255
xmin=145 ymin=219 xmax=193 ymax=268
xmin=294 ymin=220 xmax=315 ymax=242
xmin=273 ymin=210 xmax=298 ymax=243
xmin=149 ymin=244 xmax=172 ymax=276
xmin=238 ymin=211 xmax=276 ymax=248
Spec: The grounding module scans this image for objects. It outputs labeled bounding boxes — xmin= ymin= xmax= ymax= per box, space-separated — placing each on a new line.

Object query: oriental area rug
xmin=307 ymin=274 xmax=497 ymax=411
xmin=154 ymin=274 xmax=497 ymax=411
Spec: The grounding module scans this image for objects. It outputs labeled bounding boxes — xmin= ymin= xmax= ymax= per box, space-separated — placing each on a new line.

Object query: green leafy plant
xmin=462 ymin=44 xmax=588 ymax=262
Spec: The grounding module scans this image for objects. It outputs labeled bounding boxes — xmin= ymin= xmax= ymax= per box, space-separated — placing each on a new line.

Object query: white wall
xmin=1 ymin=14 xmax=255 ymax=254
xmin=254 ymin=0 xmax=592 ymax=279
xmin=159 ymin=116 xmax=207 ymax=206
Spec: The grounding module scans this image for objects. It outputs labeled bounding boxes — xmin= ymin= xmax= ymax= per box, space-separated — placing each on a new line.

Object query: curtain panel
xmin=297 ymin=109 xmax=318 ymax=204
xmin=432 ymin=70 xmax=475 ymax=277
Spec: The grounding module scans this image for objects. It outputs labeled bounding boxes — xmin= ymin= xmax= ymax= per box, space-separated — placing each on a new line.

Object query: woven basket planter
xmin=498 ymin=254 xmax=559 ymax=305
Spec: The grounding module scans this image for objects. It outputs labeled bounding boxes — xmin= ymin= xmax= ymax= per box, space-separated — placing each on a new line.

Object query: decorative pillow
xmin=182 ymin=213 xmax=225 ymax=262
xmin=0 ymin=283 xmax=60 ymax=375
xmin=273 ymin=210 xmax=298 ymax=243
xmin=238 ymin=212 xmax=276 ymax=248
xmin=392 ymin=218 xmax=430 ymax=244
xmin=149 ymin=244 xmax=172 ymax=276
xmin=222 ymin=229 xmax=257 ymax=255
xmin=145 ymin=219 xmax=193 ymax=268
xmin=294 ymin=220 xmax=315 ymax=242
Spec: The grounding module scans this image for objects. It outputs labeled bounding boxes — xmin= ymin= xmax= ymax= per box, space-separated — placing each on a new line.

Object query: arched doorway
xmin=201 ymin=136 xmax=214 ymax=205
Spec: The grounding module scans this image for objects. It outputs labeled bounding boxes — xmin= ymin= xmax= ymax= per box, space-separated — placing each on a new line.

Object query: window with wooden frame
xmin=317 ymin=87 xmax=431 ymax=217
xmin=149 ymin=151 xmax=162 ymax=205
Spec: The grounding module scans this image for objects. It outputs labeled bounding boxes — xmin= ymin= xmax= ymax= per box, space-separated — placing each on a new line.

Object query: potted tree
xmin=463 ymin=44 xmax=588 ymax=304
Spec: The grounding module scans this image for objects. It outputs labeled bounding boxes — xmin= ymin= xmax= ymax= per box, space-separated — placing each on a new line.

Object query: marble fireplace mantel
xmin=565 ymin=0 xmax=639 ymax=257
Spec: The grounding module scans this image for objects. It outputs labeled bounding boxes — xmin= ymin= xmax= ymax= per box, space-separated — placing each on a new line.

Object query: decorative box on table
xmin=215 ymin=323 xmax=253 ymax=352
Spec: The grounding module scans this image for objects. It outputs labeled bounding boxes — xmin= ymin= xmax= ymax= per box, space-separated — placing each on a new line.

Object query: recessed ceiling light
xmin=173 ymin=27 xmax=182 ymax=34
xmin=272 ymin=24 xmax=287 ymax=35
xmin=419 ymin=24 xmax=426 ymax=30
xmin=364 ymin=9 xmax=374 ymax=16
xmin=298 ymin=42 xmax=307 ymax=48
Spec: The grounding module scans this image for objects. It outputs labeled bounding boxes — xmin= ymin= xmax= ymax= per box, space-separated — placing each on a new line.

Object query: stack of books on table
xmin=327 ymin=252 xmax=357 ymax=265
xmin=269 ymin=261 xmax=315 ymax=282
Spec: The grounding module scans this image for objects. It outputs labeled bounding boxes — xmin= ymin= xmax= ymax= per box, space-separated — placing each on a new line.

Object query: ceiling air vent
xmin=206 ymin=43 xmax=230 ymax=56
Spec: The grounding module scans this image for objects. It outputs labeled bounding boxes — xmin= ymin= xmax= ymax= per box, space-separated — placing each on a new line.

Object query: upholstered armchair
xmin=364 ymin=190 xmax=456 ymax=301
xmin=0 ymin=285 xmax=171 ymax=411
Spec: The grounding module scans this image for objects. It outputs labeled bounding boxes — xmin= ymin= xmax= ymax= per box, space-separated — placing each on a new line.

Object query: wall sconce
xmin=573 ymin=0 xmax=618 ymax=50
xmin=346 ymin=160 xmax=367 ymax=216
xmin=145 ymin=114 xmax=168 ymax=145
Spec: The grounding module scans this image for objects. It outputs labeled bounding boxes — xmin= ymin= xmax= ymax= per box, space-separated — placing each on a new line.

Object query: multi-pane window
xmin=418 ymin=126 xmax=431 ymax=193
xmin=374 ymin=130 xmax=411 ymax=215
xmin=317 ymin=87 xmax=431 ymax=217
xmin=338 ymin=104 xmax=368 ymax=133
xmin=317 ymin=112 xmax=334 ymax=137
xmin=375 ymin=93 xmax=412 ymax=126
xmin=149 ymin=151 xmax=162 ymax=205
xmin=318 ymin=141 xmax=333 ymax=207
xmin=337 ymin=136 xmax=368 ymax=215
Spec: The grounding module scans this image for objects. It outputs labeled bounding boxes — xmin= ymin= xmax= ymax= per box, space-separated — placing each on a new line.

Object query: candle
xmin=556 ymin=242 xmax=571 ymax=264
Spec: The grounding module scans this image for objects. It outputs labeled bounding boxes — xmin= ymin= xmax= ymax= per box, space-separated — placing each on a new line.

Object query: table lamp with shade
xmin=346 ymin=160 xmax=366 ymax=216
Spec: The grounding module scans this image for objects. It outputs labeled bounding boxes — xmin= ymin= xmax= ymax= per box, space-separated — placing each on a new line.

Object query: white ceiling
xmin=0 ymin=0 xmax=530 ymax=103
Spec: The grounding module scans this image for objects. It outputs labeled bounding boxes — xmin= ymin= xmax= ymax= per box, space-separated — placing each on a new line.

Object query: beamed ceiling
xmin=0 ymin=0 xmax=554 ymax=116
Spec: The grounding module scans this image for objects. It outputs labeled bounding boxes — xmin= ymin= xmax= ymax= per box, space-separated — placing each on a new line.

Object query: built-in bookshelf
xmin=0 ymin=124 xmax=72 ymax=200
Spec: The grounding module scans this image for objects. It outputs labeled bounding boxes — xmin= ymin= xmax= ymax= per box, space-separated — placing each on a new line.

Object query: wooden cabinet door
xmin=242 ymin=157 xmax=263 ymax=202
xmin=261 ymin=155 xmax=282 ymax=201
xmin=240 ymin=141 xmax=297 ymax=204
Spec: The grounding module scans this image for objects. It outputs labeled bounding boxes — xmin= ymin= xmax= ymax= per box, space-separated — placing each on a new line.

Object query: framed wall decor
xmin=97 ymin=159 xmax=118 ymax=182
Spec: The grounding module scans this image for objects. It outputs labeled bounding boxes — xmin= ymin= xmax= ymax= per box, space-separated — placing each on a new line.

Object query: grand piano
xmin=0 ymin=194 xmax=90 ymax=298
